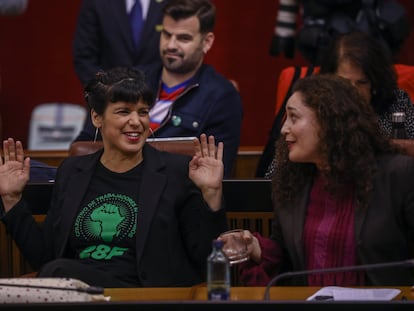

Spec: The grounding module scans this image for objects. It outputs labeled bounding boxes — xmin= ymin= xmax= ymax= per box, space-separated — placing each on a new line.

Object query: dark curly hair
xmin=319 ymin=31 xmax=398 ymax=115
xmin=84 ymin=67 xmax=155 ymax=115
xmin=272 ymin=74 xmax=397 ymax=209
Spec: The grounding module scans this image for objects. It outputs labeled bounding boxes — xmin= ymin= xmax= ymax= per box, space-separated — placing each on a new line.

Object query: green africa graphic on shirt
xmin=74 ymin=193 xmax=138 ymax=260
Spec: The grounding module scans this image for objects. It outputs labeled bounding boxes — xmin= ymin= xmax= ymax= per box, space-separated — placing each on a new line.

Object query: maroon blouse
xmin=239 ymin=174 xmax=365 ymax=286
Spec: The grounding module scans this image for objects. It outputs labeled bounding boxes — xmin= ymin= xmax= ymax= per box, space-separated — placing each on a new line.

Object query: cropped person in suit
xmin=0 ymin=67 xmax=227 ymax=288
xmin=73 ymin=0 xmax=243 ymax=178
xmin=0 ymin=0 xmax=28 ymax=15
xmin=226 ymin=74 xmax=414 ymax=286
xmin=73 ymin=0 xmax=170 ymax=87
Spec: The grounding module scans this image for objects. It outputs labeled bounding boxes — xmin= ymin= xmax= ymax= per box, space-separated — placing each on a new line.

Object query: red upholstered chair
xmin=273 ymin=66 xmax=320 ymax=117
xmin=394 ymin=64 xmax=414 ymax=102
xmin=273 ymin=64 xmax=414 ymax=117
xmin=255 ymin=65 xmax=319 ymax=176
xmin=68 ymin=141 xmax=103 ymax=157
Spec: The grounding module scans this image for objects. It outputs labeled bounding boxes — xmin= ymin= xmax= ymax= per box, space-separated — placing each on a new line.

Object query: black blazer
xmin=73 ymin=0 xmax=169 ymax=86
xmin=2 ymin=144 xmax=228 ymax=286
xmin=272 ymin=153 xmax=414 ymax=285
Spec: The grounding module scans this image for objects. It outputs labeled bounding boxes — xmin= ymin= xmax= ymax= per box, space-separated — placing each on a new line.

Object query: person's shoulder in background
xmin=0 ymin=0 xmax=28 ymax=15
xmin=30 ymin=159 xmax=57 ymax=183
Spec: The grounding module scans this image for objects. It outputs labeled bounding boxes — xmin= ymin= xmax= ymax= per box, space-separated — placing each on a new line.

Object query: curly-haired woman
xmin=229 ymin=74 xmax=414 ymax=286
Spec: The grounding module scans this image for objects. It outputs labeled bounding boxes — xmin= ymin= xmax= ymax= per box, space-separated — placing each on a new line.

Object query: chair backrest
xmin=68 ymin=141 xmax=103 ymax=157
xmin=273 ymin=66 xmax=320 ymax=116
xmin=274 ymin=64 xmax=414 ymax=117
xmin=394 ymin=64 xmax=414 ymax=101
xmin=68 ymin=137 xmax=196 ymax=157
xmin=255 ymin=66 xmax=318 ymax=177
xmin=28 ymin=103 xmax=87 ymax=150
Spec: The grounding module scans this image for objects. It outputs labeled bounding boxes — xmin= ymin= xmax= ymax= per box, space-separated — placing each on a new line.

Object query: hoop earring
xmin=93 ymin=127 xmax=99 ymax=143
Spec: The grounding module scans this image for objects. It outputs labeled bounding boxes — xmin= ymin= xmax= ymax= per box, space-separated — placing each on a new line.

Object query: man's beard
xmin=161 ymin=50 xmax=202 ymax=74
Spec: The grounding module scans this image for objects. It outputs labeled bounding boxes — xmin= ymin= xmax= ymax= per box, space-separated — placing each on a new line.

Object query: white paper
xmin=307 ymin=286 xmax=401 ymax=301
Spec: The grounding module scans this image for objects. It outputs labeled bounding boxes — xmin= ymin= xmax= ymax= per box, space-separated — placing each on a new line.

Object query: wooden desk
xmin=105 ymin=286 xmax=414 ymax=301
xmin=3 ymin=287 xmax=414 ymax=310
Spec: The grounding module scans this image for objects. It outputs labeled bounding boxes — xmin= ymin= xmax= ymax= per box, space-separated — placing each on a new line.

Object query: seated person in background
xmin=0 ymin=67 xmax=228 ymax=288
xmin=319 ymin=31 xmax=414 ymax=149
xmin=228 ymin=74 xmax=414 ymax=286
xmin=73 ymin=0 xmax=243 ymax=178
xmin=28 ymin=160 xmax=56 ymax=182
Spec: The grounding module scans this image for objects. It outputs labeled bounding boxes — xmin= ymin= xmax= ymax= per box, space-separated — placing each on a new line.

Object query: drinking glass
xmin=219 ymin=229 xmax=249 ymax=265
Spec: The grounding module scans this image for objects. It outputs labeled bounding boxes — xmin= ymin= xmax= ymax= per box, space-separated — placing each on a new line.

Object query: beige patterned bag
xmin=0 ymin=278 xmax=110 ymax=303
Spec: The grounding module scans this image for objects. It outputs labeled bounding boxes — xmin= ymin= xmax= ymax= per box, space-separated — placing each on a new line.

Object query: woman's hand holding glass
xmin=219 ymin=229 xmax=262 ymax=265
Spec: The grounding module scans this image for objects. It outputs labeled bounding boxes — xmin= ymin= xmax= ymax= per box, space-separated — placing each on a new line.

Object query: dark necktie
xmin=129 ymin=0 xmax=143 ymax=49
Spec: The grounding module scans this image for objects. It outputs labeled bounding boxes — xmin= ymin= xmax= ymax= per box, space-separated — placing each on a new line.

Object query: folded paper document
xmin=307 ymin=286 xmax=401 ymax=301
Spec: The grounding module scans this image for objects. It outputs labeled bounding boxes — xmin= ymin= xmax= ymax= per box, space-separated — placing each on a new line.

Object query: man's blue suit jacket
xmin=73 ymin=0 xmax=169 ymax=86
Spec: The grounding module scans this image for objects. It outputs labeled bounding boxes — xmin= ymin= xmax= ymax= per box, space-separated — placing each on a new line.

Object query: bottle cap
xmin=392 ymin=112 xmax=406 ymax=123
xmin=213 ymin=239 xmax=224 ymax=248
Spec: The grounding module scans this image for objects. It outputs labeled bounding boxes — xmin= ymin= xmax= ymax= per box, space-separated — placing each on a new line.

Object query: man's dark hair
xmin=163 ymin=0 xmax=216 ymax=33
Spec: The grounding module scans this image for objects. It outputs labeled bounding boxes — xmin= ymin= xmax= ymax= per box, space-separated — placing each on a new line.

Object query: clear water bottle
xmin=391 ymin=112 xmax=407 ymax=139
xmin=207 ymin=239 xmax=230 ymax=301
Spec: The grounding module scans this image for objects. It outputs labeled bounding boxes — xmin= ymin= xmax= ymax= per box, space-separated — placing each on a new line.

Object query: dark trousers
xmin=37 ymin=258 xmax=137 ymax=288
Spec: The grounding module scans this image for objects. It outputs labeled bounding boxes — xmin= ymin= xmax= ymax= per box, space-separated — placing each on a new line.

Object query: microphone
xmin=263 ymin=258 xmax=414 ymax=300
xmin=0 ymin=282 xmax=104 ymax=294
